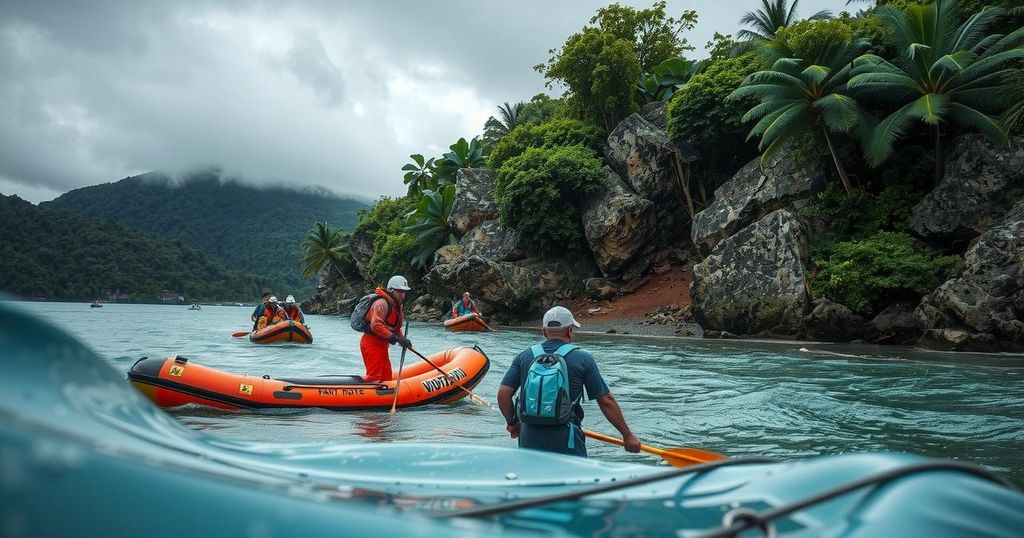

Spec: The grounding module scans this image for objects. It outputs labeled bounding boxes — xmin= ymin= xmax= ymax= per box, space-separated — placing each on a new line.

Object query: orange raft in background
xmin=443 ymin=314 xmax=491 ymax=332
xmin=128 ymin=346 xmax=489 ymax=411
xmin=249 ymin=320 xmax=312 ymax=344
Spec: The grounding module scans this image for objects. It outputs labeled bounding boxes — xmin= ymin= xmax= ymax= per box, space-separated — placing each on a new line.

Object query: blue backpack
xmin=517 ymin=343 xmax=579 ymax=426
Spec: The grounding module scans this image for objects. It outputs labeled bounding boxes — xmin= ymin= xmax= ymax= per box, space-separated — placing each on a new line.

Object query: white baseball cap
xmin=285 ymin=295 xmax=296 ymax=303
xmin=269 ymin=296 xmax=278 ymax=303
xmin=543 ymin=306 xmax=580 ymax=329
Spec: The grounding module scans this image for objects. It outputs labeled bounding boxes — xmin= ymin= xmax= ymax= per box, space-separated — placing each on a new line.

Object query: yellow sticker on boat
xmin=168 ymin=365 xmax=185 ymax=377
xmin=239 ymin=384 xmax=253 ymax=396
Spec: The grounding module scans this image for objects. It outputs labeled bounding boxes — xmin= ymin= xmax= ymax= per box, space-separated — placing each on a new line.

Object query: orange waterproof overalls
xmin=360 ymin=288 xmax=404 ymax=382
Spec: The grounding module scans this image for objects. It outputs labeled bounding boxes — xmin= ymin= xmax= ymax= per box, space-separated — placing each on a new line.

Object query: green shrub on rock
xmin=366 ymin=233 xmax=417 ymax=287
xmin=667 ymin=52 xmax=762 ymax=186
xmin=494 ymin=145 xmax=606 ymax=255
xmin=488 ymin=118 xmax=604 ymax=169
xmin=810 ymin=232 xmax=958 ymax=314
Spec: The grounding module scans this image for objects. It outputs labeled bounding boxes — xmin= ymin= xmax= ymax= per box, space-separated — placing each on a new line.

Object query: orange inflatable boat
xmin=249 ymin=320 xmax=312 ymax=344
xmin=128 ymin=346 xmax=489 ymax=411
xmin=443 ymin=315 xmax=491 ymax=332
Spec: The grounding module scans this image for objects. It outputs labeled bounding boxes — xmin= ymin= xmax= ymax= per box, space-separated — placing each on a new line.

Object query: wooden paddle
xmin=476 ymin=314 xmax=500 ymax=333
xmin=389 ymin=321 xmax=410 ymax=414
xmin=232 ymin=331 xmax=249 ymax=338
xmin=584 ymin=430 xmax=726 ymax=467
xmin=406 ymin=346 xmax=490 ymax=407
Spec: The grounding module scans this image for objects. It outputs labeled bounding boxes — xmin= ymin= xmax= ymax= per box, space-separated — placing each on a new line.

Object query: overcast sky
xmin=0 ymin=0 xmax=841 ymax=203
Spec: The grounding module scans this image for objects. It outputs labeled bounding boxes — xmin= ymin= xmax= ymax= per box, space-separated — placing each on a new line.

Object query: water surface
xmin=21 ymin=301 xmax=1024 ymax=485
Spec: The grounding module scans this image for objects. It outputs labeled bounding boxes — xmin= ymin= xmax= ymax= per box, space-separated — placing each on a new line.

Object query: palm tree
xmin=848 ymin=0 xmax=1024 ymax=181
xmin=403 ymin=185 xmax=458 ymax=269
xmin=299 ymin=222 xmax=351 ymax=284
xmin=738 ymin=0 xmax=833 ymax=42
xmin=401 ymin=154 xmax=437 ymax=196
xmin=730 ymin=33 xmax=871 ymax=193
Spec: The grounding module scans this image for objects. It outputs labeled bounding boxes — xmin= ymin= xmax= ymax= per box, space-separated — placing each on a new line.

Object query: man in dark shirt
xmin=497 ymin=306 xmax=641 ymax=457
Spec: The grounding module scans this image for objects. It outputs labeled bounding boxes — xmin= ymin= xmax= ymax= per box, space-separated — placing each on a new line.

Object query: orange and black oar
xmin=232 ymin=331 xmax=249 ymax=338
xmin=584 ymin=430 xmax=726 ymax=467
xmin=390 ymin=321 xmax=410 ymax=414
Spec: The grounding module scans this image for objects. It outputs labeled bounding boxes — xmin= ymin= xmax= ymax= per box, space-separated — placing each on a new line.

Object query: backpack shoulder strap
xmin=554 ymin=343 xmax=578 ymax=358
xmin=530 ymin=344 xmax=546 ymax=359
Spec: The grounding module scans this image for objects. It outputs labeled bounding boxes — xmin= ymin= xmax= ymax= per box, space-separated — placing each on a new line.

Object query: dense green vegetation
xmin=0 ymin=194 xmax=268 ymax=302
xmin=43 ymin=169 xmax=365 ymax=298
xmin=311 ymin=0 xmax=1023 ymax=326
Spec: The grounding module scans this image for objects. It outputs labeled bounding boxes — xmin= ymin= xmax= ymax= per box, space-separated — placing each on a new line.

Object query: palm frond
xmin=946 ymin=102 xmax=1009 ymax=144
xmin=864 ymin=102 xmax=918 ymax=166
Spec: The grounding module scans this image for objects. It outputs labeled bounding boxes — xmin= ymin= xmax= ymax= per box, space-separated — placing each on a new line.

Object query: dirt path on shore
xmin=564 ymin=265 xmax=695 ymax=336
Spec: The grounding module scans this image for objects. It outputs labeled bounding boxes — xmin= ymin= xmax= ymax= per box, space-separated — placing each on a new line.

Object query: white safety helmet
xmin=285 ymin=295 xmax=296 ymax=304
xmin=386 ymin=275 xmax=411 ymax=291
xmin=269 ymin=296 xmax=278 ymax=303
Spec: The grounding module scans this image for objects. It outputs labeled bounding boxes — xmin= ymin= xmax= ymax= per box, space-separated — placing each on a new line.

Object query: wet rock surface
xmin=581 ymin=169 xmax=658 ymax=276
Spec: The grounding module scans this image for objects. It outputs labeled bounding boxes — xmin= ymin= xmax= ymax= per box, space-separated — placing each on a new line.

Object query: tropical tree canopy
xmin=435 ymin=137 xmax=486 ymax=185
xmin=738 ymin=0 xmax=833 ymax=42
xmin=730 ymin=19 xmax=871 ymax=193
xmin=482 ymin=102 xmax=527 ymax=149
xmin=403 ymin=185 xmax=459 ymax=269
xmin=300 ymin=222 xmax=353 ymax=281
xmin=848 ymin=0 xmax=1024 ymax=177
xmin=402 ymin=154 xmax=437 ymax=196
xmin=637 ymin=57 xmax=705 ymax=103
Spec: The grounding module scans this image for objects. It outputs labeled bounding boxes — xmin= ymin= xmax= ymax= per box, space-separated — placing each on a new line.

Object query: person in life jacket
xmin=359 ymin=275 xmax=411 ymax=382
xmin=251 ymin=292 xmax=271 ymax=328
xmin=283 ymin=295 xmax=304 ymax=324
xmin=253 ymin=295 xmax=289 ymax=330
xmin=497 ymin=306 xmax=641 ymax=457
xmin=451 ymin=291 xmax=482 ymax=320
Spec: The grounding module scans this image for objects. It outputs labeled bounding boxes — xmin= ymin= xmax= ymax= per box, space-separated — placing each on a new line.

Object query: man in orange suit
xmin=360 ymin=275 xmax=411 ymax=382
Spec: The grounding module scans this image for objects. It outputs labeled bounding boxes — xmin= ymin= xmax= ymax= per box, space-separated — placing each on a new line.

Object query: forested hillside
xmin=44 ymin=170 xmax=365 ymax=296
xmin=0 ymin=194 xmax=270 ymax=302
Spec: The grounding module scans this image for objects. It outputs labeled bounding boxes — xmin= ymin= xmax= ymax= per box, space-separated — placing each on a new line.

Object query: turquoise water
xmin=19 ymin=301 xmax=1024 ymax=485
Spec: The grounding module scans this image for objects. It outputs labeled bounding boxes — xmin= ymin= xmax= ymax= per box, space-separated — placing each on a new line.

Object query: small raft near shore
xmin=249 ymin=320 xmax=312 ymax=344
xmin=443 ymin=315 xmax=490 ymax=332
xmin=128 ymin=346 xmax=489 ymax=411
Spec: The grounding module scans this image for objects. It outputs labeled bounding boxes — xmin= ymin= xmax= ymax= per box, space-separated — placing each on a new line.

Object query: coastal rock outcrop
xmin=692 ymin=149 xmax=828 ymax=256
xmin=914 ymin=199 xmax=1024 ymax=351
xmin=641 ymin=101 xmax=668 ymax=129
xmin=581 ymin=170 xmax=657 ymax=276
xmin=460 ymin=219 xmax=526 ymax=262
xmin=691 ymin=209 xmax=811 ymax=335
xmin=448 ymin=168 xmax=499 ymax=235
xmin=863 ymin=302 xmax=920 ymax=345
xmin=423 ymin=254 xmax=598 ymax=314
xmin=797 ymin=298 xmax=864 ymax=342
xmin=605 ymin=113 xmax=700 ymax=242
xmin=910 ymin=135 xmax=1024 ymax=243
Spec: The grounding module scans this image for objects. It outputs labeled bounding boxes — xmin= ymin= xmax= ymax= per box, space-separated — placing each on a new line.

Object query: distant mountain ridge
xmin=0 ymin=194 xmax=271 ymax=302
xmin=43 ymin=170 xmax=367 ymax=298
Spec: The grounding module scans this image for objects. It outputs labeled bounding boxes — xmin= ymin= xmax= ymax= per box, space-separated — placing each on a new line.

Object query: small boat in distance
xmin=188 ymin=304 xmax=201 ymax=310
xmin=89 ymin=300 xmax=102 ymax=308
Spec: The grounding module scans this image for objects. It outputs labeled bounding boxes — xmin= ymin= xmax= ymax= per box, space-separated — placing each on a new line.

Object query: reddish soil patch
xmin=568 ymin=265 xmax=693 ymax=322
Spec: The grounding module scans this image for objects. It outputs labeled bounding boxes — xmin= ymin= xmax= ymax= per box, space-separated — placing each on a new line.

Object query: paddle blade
xmin=658 ymin=447 xmax=727 ymax=467
xmin=232 ymin=331 xmax=249 ymax=338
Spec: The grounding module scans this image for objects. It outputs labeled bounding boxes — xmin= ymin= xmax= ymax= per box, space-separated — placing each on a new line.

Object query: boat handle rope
xmin=434 ymin=456 xmax=780 ymax=518
xmin=694 ymin=460 xmax=1018 ymax=538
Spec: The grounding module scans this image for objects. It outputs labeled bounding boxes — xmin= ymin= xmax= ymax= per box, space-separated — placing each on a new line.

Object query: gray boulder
xmin=691 ymin=209 xmax=811 ymax=335
xmin=449 ymin=168 xmax=499 ymax=235
xmin=581 ymin=169 xmax=657 ymax=276
xmin=605 ymin=113 xmax=700 ymax=240
xmin=863 ymin=302 xmax=920 ymax=345
xmin=910 ymin=135 xmax=1024 ymax=243
xmin=918 ymin=329 xmax=998 ymax=353
xmin=692 ymin=149 xmax=828 ymax=255
xmin=641 ymin=101 xmax=668 ymax=129
xmin=460 ymin=219 xmax=526 ymax=262
xmin=797 ymin=298 xmax=864 ymax=342
xmin=915 ymin=198 xmax=1024 ymax=350
xmin=348 ymin=228 xmax=374 ymax=278
xmin=423 ymin=254 xmax=598 ymax=314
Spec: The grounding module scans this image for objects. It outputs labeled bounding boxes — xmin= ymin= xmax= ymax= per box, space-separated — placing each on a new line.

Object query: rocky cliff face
xmin=581 ymin=169 xmax=657 ymax=277
xmin=449 ymin=168 xmax=499 ymax=235
xmin=692 ymin=149 xmax=827 ymax=256
xmin=605 ymin=113 xmax=700 ymax=247
xmin=910 ymin=135 xmax=1024 ymax=244
xmin=914 ymin=198 xmax=1024 ymax=351
xmin=691 ymin=209 xmax=811 ymax=335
